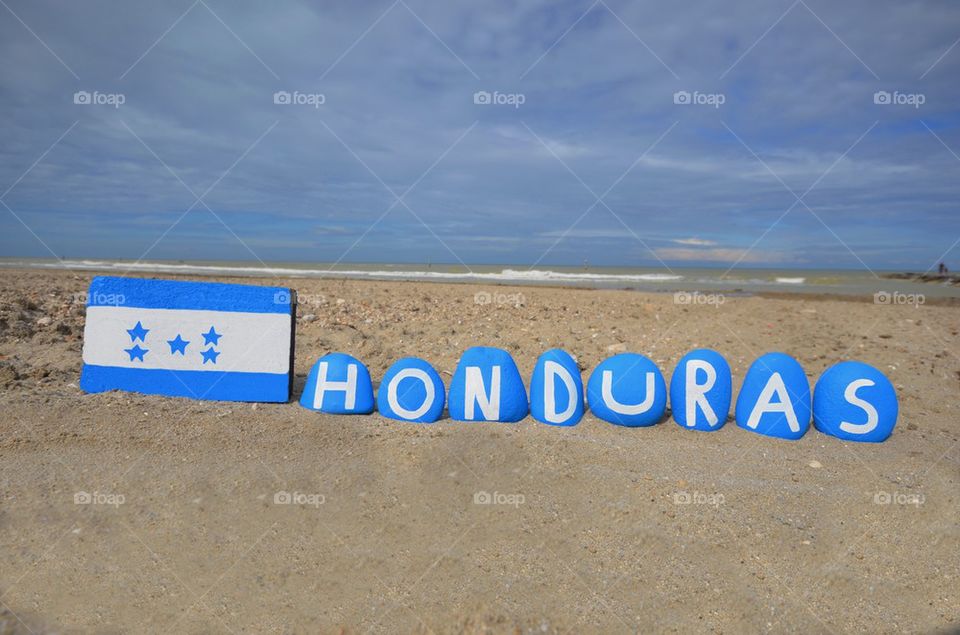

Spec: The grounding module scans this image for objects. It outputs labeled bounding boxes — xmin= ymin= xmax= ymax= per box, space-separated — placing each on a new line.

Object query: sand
xmin=0 ymin=268 xmax=958 ymax=634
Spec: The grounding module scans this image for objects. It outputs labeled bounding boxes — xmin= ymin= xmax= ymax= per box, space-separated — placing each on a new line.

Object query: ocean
xmin=2 ymin=258 xmax=957 ymax=299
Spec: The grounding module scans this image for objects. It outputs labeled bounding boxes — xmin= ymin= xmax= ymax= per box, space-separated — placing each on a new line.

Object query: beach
xmin=1 ymin=267 xmax=958 ymax=633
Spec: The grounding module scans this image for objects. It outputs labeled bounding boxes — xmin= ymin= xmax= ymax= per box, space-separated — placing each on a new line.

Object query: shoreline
xmin=3 ymin=265 xmax=958 ymax=306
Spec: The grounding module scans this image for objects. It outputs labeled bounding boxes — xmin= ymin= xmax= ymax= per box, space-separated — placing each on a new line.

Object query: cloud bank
xmin=1 ymin=0 xmax=958 ymax=270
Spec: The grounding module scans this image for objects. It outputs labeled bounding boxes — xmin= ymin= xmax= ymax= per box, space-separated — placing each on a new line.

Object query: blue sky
xmin=1 ymin=0 xmax=958 ymax=270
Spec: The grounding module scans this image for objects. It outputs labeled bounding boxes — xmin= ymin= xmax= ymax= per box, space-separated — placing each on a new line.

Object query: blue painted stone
xmin=670 ymin=349 xmax=732 ymax=431
xmin=376 ymin=357 xmax=446 ymax=423
xmin=735 ymin=352 xmax=811 ymax=440
xmin=586 ymin=353 xmax=667 ymax=427
xmin=448 ymin=346 xmax=528 ymax=422
xmin=813 ymin=361 xmax=898 ymax=442
xmin=529 ymin=349 xmax=584 ymax=426
xmin=79 ymin=276 xmax=295 ymax=402
xmin=300 ymin=352 xmax=374 ymax=414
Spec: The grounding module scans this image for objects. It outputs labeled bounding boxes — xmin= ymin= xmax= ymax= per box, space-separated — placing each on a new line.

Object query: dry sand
xmin=0 ymin=268 xmax=958 ymax=634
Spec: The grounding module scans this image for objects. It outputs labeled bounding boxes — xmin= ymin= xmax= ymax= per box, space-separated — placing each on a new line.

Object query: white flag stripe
xmin=82 ymin=306 xmax=291 ymax=374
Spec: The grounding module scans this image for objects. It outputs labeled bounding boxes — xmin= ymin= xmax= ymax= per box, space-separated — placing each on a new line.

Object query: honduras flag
xmin=80 ymin=276 xmax=295 ymax=402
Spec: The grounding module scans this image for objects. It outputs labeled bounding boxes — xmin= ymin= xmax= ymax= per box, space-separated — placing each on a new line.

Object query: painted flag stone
xmin=300 ymin=352 xmax=375 ymax=414
xmin=813 ymin=360 xmax=898 ymax=442
xmin=735 ymin=352 xmax=811 ymax=440
xmin=377 ymin=357 xmax=446 ymax=423
xmin=80 ymin=276 xmax=295 ymax=402
xmin=448 ymin=346 xmax=528 ymax=422
xmin=670 ymin=348 xmax=732 ymax=431
xmin=586 ymin=353 xmax=667 ymax=427
xmin=529 ymin=349 xmax=583 ymax=426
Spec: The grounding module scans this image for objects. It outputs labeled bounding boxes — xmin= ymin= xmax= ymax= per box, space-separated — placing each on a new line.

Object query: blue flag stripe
xmin=80 ymin=365 xmax=291 ymax=403
xmin=87 ymin=276 xmax=293 ymax=314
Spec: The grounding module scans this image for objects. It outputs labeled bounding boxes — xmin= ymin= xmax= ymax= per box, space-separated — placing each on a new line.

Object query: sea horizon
xmin=3 ymin=256 xmax=957 ymax=298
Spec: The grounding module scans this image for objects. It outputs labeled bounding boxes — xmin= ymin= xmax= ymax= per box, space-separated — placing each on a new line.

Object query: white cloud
xmin=655 ymin=247 xmax=785 ymax=263
xmin=672 ymin=237 xmax=717 ymax=246
xmin=538 ymin=229 xmax=634 ymax=239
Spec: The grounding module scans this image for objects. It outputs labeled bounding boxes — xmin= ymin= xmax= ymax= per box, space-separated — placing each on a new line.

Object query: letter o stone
xmin=377 ymin=357 xmax=446 ymax=423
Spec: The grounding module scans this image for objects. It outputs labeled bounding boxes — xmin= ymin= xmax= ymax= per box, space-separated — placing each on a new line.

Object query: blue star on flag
xmin=167 ymin=334 xmax=189 ymax=355
xmin=202 ymin=326 xmax=222 ymax=346
xmin=125 ymin=344 xmax=148 ymax=362
xmin=201 ymin=347 xmax=220 ymax=364
xmin=127 ymin=321 xmax=149 ymax=342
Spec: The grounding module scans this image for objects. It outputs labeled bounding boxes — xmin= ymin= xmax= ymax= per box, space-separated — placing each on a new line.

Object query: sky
xmin=1 ymin=0 xmax=958 ymax=270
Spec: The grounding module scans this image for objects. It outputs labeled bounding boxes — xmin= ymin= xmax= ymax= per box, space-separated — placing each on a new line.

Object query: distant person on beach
xmin=938 ymin=262 xmax=949 ymax=275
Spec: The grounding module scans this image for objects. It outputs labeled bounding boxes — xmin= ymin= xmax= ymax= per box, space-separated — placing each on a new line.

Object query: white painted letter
xmin=838 ymin=379 xmax=879 ymax=435
xmin=601 ymin=370 xmax=655 ymax=415
xmin=387 ymin=368 xmax=435 ymax=420
xmin=465 ymin=366 xmax=500 ymax=420
xmin=685 ymin=360 xmax=718 ymax=427
xmin=313 ymin=361 xmax=357 ymax=410
xmin=543 ymin=360 xmax=577 ymax=423
xmin=746 ymin=373 xmax=799 ymax=432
